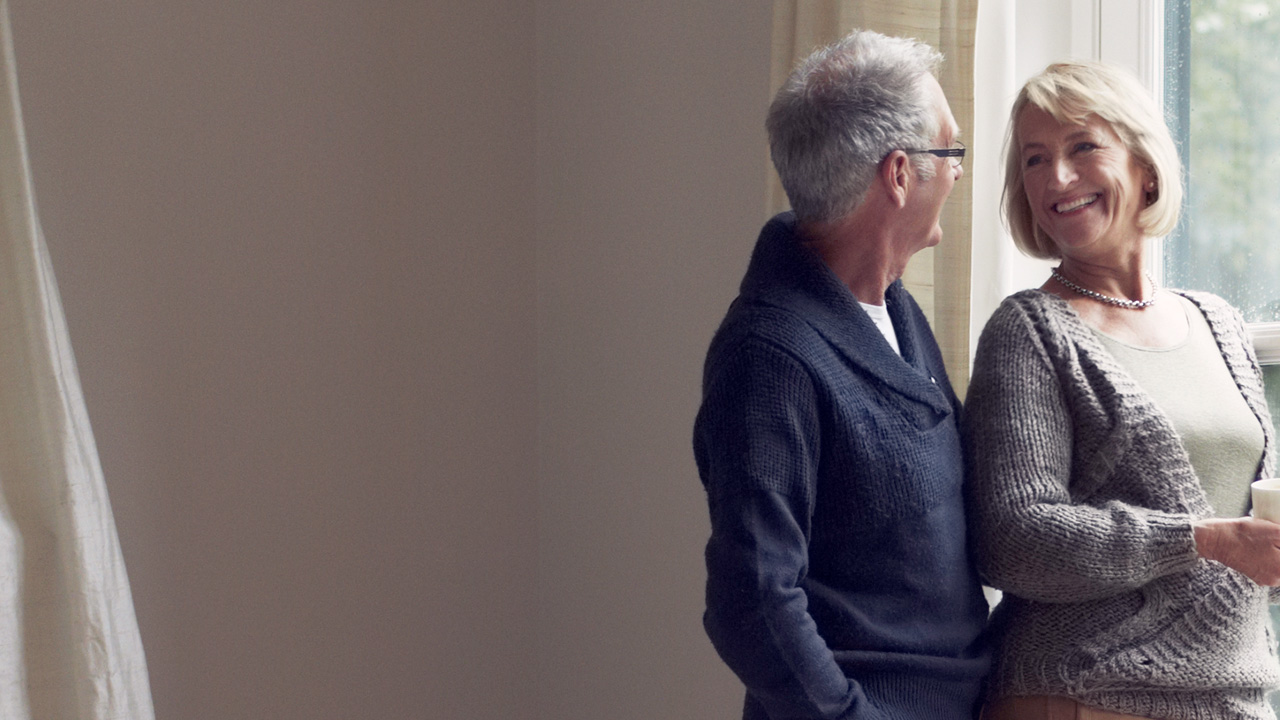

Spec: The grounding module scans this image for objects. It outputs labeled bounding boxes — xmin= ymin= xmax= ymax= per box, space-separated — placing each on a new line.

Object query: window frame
xmin=1253 ymin=326 xmax=1280 ymax=365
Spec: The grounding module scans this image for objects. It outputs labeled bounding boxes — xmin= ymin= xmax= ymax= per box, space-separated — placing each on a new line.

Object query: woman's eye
xmin=1074 ymin=142 xmax=1098 ymax=153
xmin=1024 ymin=155 xmax=1044 ymax=168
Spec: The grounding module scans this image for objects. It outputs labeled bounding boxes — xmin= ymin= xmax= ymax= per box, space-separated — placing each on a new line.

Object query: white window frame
xmin=1091 ymin=0 xmax=1280 ymax=363
xmin=1255 ymin=326 xmax=1280 ymax=365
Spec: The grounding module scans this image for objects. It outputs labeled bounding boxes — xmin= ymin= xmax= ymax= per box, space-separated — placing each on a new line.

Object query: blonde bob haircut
xmin=1002 ymin=60 xmax=1183 ymax=259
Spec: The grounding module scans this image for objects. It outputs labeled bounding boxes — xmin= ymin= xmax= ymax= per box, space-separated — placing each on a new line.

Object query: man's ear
xmin=879 ymin=151 xmax=911 ymax=209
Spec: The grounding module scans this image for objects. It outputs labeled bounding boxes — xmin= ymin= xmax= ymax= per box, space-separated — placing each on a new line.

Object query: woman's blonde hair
xmin=1001 ymin=60 xmax=1183 ymax=259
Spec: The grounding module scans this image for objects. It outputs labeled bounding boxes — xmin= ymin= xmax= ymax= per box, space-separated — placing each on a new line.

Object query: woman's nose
xmin=1051 ymin=158 xmax=1076 ymax=187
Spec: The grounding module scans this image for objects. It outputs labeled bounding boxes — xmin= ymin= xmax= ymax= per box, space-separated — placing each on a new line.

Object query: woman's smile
xmin=1054 ymin=194 xmax=1099 ymax=214
xmin=1017 ymin=106 xmax=1151 ymax=256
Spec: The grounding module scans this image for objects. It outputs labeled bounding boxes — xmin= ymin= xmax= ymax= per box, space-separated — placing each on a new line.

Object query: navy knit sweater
xmin=693 ymin=213 xmax=989 ymax=720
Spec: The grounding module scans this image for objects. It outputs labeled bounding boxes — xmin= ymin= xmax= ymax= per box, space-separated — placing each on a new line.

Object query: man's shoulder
xmin=709 ymin=296 xmax=837 ymax=365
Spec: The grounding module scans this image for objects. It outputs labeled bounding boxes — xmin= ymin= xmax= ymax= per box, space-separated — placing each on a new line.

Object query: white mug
xmin=1251 ymin=478 xmax=1280 ymax=523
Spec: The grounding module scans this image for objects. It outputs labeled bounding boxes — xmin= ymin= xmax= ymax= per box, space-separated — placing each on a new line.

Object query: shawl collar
xmin=739 ymin=213 xmax=953 ymax=416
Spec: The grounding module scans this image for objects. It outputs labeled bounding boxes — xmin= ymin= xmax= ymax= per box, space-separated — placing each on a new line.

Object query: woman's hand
xmin=1195 ymin=517 xmax=1280 ymax=586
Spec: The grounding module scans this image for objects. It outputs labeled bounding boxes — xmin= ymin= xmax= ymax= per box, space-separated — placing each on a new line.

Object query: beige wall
xmin=536 ymin=3 xmax=772 ymax=718
xmin=9 ymin=1 xmax=770 ymax=718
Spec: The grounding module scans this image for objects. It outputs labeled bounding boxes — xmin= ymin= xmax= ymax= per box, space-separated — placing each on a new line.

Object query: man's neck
xmin=798 ymin=210 xmax=900 ymax=306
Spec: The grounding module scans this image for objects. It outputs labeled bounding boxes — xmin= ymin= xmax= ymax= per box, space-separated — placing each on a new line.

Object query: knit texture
xmin=964 ymin=289 xmax=1280 ymax=720
xmin=695 ymin=213 xmax=989 ymax=719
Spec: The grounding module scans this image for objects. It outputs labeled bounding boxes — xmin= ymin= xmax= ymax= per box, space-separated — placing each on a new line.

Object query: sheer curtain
xmin=770 ymin=0 xmax=979 ymax=394
xmin=0 ymin=2 xmax=154 ymax=718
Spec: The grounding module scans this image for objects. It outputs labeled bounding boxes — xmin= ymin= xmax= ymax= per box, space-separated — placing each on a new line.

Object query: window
xmin=1164 ymin=0 xmax=1280 ymax=319
xmin=1160 ymin=0 xmax=1280 ymax=438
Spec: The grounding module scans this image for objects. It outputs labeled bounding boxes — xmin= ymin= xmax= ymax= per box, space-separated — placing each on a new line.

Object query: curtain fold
xmin=769 ymin=0 xmax=978 ymax=395
xmin=0 ymin=2 xmax=155 ymax=718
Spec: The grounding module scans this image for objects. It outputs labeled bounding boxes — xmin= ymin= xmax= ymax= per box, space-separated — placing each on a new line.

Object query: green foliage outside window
xmin=1167 ymin=0 xmax=1280 ymax=321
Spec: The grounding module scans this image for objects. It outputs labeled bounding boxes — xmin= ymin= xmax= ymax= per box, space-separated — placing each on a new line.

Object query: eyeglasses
xmin=905 ymin=140 xmax=966 ymax=168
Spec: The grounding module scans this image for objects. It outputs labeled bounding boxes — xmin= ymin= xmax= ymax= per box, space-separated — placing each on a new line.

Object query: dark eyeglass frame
xmin=904 ymin=140 xmax=966 ymax=167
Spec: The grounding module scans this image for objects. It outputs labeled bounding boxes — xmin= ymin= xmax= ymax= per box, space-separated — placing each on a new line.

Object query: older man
xmin=693 ymin=30 xmax=989 ymax=720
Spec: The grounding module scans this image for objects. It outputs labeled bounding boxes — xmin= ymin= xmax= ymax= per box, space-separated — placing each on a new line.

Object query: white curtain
xmin=0 ymin=2 xmax=154 ymax=718
xmin=770 ymin=0 xmax=978 ymax=395
xmin=969 ymin=0 xmax=1019 ymax=358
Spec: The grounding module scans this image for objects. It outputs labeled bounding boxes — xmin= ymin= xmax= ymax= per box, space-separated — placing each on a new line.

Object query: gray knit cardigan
xmin=964 ymin=289 xmax=1280 ymax=720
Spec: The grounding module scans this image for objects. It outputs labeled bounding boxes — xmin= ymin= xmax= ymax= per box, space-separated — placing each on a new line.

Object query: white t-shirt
xmin=1092 ymin=295 xmax=1263 ymax=517
xmin=860 ymin=301 xmax=901 ymax=356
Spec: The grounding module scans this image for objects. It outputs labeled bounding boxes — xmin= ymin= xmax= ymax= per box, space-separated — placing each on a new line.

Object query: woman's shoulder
xmin=971 ymin=288 xmax=1097 ymax=379
xmin=981 ymin=289 xmax=1074 ymax=340
xmin=1002 ymin=286 xmax=1077 ymax=309
xmin=1170 ymin=287 xmax=1231 ymax=310
xmin=973 ymin=291 xmax=1052 ymax=362
xmin=1167 ymin=288 xmax=1248 ymax=334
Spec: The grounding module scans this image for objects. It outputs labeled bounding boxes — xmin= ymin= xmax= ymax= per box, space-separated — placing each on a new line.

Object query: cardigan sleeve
xmin=695 ymin=336 xmax=886 ymax=720
xmin=963 ymin=299 xmax=1200 ymax=604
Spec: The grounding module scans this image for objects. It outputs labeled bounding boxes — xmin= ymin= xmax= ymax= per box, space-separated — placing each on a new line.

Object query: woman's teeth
xmin=1055 ymin=195 xmax=1099 ymax=213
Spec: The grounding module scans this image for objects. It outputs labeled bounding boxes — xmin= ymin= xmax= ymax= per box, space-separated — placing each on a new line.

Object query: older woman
xmin=965 ymin=60 xmax=1280 ymax=720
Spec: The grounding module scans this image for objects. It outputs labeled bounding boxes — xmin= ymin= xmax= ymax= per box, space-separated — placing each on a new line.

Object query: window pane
xmin=1164 ymin=0 xmax=1280 ymax=322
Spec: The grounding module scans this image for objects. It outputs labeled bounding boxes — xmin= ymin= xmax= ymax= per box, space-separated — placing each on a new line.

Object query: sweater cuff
xmin=1145 ymin=514 xmax=1200 ymax=577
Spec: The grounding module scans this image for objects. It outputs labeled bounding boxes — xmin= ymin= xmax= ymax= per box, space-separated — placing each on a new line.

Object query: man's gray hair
xmin=767 ymin=30 xmax=943 ymax=224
